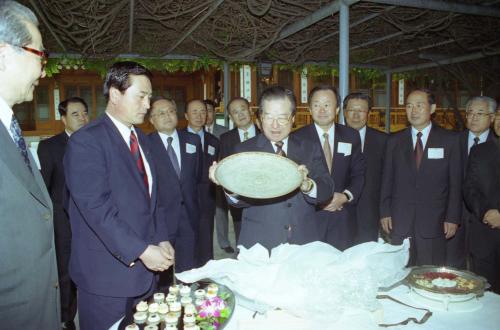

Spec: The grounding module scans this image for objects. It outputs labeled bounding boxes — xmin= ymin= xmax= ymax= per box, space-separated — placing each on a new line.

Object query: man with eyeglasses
xmin=344 ymin=93 xmax=388 ymax=244
xmin=446 ymin=96 xmax=497 ymax=269
xmin=294 ymin=85 xmax=366 ymax=251
xmin=463 ymin=106 xmax=500 ymax=293
xmin=37 ymin=97 xmax=89 ymax=330
xmin=209 ymin=86 xmax=333 ymax=251
xmin=0 ymin=1 xmax=60 ymax=328
xmin=148 ymin=97 xmax=202 ymax=274
xmin=380 ymin=89 xmax=462 ymax=266
xmin=184 ymin=99 xmax=219 ymax=266
xmin=219 ymin=97 xmax=260 ymax=244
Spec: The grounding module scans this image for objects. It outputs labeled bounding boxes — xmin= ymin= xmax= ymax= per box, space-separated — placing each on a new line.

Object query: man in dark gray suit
xmin=0 ymin=1 xmax=60 ymax=328
xmin=380 ymin=89 xmax=462 ymax=266
xmin=447 ymin=96 xmax=497 ymax=269
xmin=210 ymin=86 xmax=334 ymax=251
xmin=344 ymin=93 xmax=388 ymax=244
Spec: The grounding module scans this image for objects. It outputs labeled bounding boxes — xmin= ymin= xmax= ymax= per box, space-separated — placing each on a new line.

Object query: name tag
xmin=208 ymin=145 xmax=216 ymax=156
xmin=337 ymin=142 xmax=352 ymax=156
xmin=186 ymin=143 xmax=197 ymax=154
xmin=428 ymin=147 xmax=444 ymax=159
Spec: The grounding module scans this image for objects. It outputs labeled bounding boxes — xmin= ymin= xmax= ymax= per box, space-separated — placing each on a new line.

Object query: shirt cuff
xmin=343 ymin=189 xmax=353 ymax=202
xmin=225 ymin=191 xmax=240 ymax=203
xmin=305 ymin=179 xmax=317 ymax=198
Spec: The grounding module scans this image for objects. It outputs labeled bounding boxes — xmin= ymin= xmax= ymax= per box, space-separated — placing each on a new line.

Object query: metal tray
xmin=215 ymin=151 xmax=302 ymax=199
xmin=405 ymin=266 xmax=488 ymax=296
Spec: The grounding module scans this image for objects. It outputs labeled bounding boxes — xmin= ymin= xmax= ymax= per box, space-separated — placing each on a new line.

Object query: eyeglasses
xmin=151 ymin=109 xmax=176 ymax=117
xmin=261 ymin=114 xmax=291 ymax=126
xmin=19 ymin=45 xmax=49 ymax=70
xmin=466 ymin=111 xmax=492 ymax=119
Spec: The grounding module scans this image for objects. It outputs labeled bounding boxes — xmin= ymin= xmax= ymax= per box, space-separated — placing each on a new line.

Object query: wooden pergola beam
xmin=128 ymin=0 xmax=135 ymax=52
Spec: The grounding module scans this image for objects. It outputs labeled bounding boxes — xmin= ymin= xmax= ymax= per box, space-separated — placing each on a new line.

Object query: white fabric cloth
xmin=176 ymin=239 xmax=410 ymax=324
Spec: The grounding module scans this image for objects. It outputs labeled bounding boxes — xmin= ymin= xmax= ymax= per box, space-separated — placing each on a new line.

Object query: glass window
xmin=35 ymin=85 xmax=50 ymax=121
xmin=277 ymin=69 xmax=294 ymax=92
xmin=80 ymin=86 xmax=93 ymax=118
xmin=374 ymin=90 xmax=386 ymax=108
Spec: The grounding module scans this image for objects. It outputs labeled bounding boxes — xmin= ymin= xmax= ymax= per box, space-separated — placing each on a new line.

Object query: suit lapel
xmin=0 ymin=124 xmax=50 ymax=208
xmin=103 ymin=115 xmax=149 ymax=197
xmin=138 ymin=130 xmax=157 ymax=211
xmin=402 ymin=127 xmax=417 ymax=174
xmin=256 ymin=134 xmax=275 ymax=153
xmin=178 ymin=131 xmax=189 ymax=182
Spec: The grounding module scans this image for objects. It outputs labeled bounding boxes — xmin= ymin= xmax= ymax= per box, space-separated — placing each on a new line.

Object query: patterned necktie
xmin=274 ymin=141 xmax=286 ymax=157
xmin=167 ymin=136 xmax=181 ymax=177
xmin=415 ymin=132 xmax=424 ymax=170
xmin=323 ymin=132 xmax=332 ymax=173
xmin=473 ymin=136 xmax=480 ymax=147
xmin=243 ymin=131 xmax=249 ymax=141
xmin=130 ymin=130 xmax=149 ymax=192
xmin=9 ymin=114 xmax=32 ymax=173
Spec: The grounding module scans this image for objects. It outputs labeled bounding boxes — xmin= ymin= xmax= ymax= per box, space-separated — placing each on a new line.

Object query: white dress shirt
xmin=411 ymin=122 xmax=432 ymax=149
xmin=238 ymin=124 xmax=257 ymax=142
xmin=467 ymin=129 xmax=490 ymax=154
xmin=188 ymin=126 xmax=204 ymax=148
xmin=158 ymin=130 xmax=181 ymax=170
xmin=106 ymin=112 xmax=152 ymax=196
xmin=358 ymin=125 xmax=367 ymax=152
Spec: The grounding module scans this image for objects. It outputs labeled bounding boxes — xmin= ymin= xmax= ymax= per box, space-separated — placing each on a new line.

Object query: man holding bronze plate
xmin=209 ymin=86 xmax=334 ymax=251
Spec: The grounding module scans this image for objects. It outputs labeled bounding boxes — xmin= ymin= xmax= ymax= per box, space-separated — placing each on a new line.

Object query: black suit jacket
xmin=463 ymin=139 xmax=500 ymax=258
xmin=229 ymin=134 xmax=334 ymax=250
xmin=148 ymin=130 xmax=202 ymax=237
xmin=219 ymin=125 xmax=260 ymax=160
xmin=380 ymin=124 xmax=463 ymax=239
xmin=356 ymin=127 xmax=388 ymax=243
xmin=294 ymin=123 xmax=366 ymax=247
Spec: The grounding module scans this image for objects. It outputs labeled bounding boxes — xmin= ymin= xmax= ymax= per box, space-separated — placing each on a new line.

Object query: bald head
xmin=185 ymin=99 xmax=207 ymax=132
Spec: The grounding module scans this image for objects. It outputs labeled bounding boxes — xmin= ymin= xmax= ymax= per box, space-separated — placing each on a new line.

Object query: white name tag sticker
xmin=337 ymin=142 xmax=352 ymax=156
xmin=186 ymin=143 xmax=197 ymax=154
xmin=428 ymin=147 xmax=444 ymax=159
xmin=208 ymin=145 xmax=216 ymax=156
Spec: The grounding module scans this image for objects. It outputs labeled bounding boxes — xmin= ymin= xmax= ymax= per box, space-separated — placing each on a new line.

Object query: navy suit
xmin=149 ymin=130 xmax=202 ymax=272
xmin=380 ymin=124 xmax=462 ymax=266
xmin=464 ymin=139 xmax=500 ymax=292
xmin=355 ymin=127 xmax=388 ymax=244
xmin=446 ymin=129 xmax=496 ymax=269
xmin=294 ymin=123 xmax=366 ymax=250
xmin=37 ymin=132 xmax=77 ymax=324
xmin=183 ymin=129 xmax=220 ymax=266
xmin=64 ymin=114 xmax=169 ymax=330
xmin=229 ymin=134 xmax=334 ymax=251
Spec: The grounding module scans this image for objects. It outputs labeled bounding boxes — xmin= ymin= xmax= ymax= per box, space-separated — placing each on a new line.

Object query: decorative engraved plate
xmin=215 ymin=152 xmax=302 ymax=199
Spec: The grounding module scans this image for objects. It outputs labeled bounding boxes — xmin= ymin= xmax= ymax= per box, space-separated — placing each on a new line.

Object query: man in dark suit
xmin=185 ymin=99 xmax=219 ymax=266
xmin=37 ymin=97 xmax=89 ymax=329
xmin=210 ymin=86 xmax=334 ymax=251
xmin=380 ymin=89 xmax=462 ymax=266
xmin=447 ymin=96 xmax=497 ymax=269
xmin=64 ymin=62 xmax=174 ymax=330
xmin=463 ymin=108 xmax=500 ymax=293
xmin=295 ymin=86 xmax=366 ymax=251
xmin=148 ymin=97 xmax=202 ymax=273
xmin=0 ymin=2 xmax=60 ymax=328
xmin=219 ymin=97 xmax=260 ymax=243
xmin=204 ymin=99 xmax=233 ymax=254
xmin=344 ymin=93 xmax=388 ymax=244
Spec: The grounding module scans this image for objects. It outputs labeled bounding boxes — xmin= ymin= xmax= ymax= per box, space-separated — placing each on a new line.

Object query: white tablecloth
xmin=111 ymin=284 xmax=500 ymax=330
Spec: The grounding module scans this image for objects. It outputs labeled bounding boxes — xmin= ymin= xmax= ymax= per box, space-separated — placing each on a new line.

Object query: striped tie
xmin=9 ymin=114 xmax=32 ymax=173
xmin=130 ymin=130 xmax=149 ymax=192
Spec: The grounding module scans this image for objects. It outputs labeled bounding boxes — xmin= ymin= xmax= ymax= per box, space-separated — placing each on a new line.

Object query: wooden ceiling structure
xmin=20 ymin=0 xmax=500 ymax=72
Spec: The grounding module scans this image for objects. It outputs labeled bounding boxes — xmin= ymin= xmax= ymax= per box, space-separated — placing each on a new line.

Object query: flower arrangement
xmin=196 ymin=293 xmax=231 ymax=330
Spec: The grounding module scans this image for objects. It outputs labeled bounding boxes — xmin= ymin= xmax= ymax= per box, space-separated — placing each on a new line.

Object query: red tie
xmin=415 ymin=132 xmax=423 ymax=170
xmin=130 ymin=130 xmax=149 ymax=193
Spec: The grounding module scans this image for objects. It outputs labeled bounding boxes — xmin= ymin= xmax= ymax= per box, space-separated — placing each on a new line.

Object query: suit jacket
xmin=356 ymin=127 xmax=388 ymax=243
xmin=148 ymin=130 xmax=202 ymax=238
xmin=184 ymin=129 xmax=220 ymax=218
xmin=64 ymin=114 xmax=169 ymax=298
xmin=208 ymin=123 xmax=228 ymax=139
xmin=219 ymin=125 xmax=260 ymax=160
xmin=294 ymin=123 xmax=366 ymax=245
xmin=463 ymin=139 xmax=500 ymax=258
xmin=0 ymin=122 xmax=60 ymax=328
xmin=229 ymin=134 xmax=334 ymax=250
xmin=380 ymin=124 xmax=462 ymax=238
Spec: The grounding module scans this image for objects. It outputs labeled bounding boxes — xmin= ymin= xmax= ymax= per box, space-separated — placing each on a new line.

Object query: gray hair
xmin=465 ymin=96 xmax=497 ymax=114
xmin=0 ymin=1 xmax=39 ymax=47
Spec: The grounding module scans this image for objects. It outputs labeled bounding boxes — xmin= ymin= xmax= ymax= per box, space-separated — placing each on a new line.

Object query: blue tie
xmin=167 ymin=137 xmax=181 ymax=177
xmin=9 ymin=114 xmax=32 ymax=173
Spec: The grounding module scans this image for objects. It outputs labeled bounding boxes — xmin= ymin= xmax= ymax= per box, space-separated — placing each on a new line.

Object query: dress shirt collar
xmin=238 ymin=124 xmax=256 ymax=141
xmin=205 ymin=123 xmax=214 ymax=134
xmin=314 ymin=122 xmax=334 ymax=150
xmin=270 ymin=136 xmax=289 ymax=154
xmin=411 ymin=122 xmax=432 ymax=148
xmin=106 ymin=112 xmax=136 ymax=148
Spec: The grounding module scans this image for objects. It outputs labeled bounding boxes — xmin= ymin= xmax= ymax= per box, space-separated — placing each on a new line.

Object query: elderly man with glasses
xmin=0 ymin=1 xmax=60 ymax=329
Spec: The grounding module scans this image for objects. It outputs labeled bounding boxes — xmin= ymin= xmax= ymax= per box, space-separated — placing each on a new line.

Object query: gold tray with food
xmin=406 ymin=266 xmax=488 ymax=297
